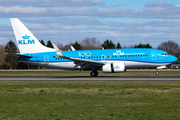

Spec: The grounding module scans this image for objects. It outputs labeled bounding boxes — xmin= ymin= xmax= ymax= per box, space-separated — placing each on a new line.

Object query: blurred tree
xmin=40 ymin=39 xmax=46 ymax=46
xmin=4 ymin=40 xmax=19 ymax=69
xmin=157 ymin=41 xmax=180 ymax=64
xmin=145 ymin=43 xmax=152 ymax=48
xmin=56 ymin=42 xmax=64 ymax=50
xmin=72 ymin=41 xmax=82 ymax=50
xmin=157 ymin=41 xmax=179 ymax=55
xmin=116 ymin=42 xmax=122 ymax=48
xmin=102 ymin=40 xmax=115 ymax=49
xmin=81 ymin=37 xmax=101 ymax=50
xmin=46 ymin=40 xmax=53 ymax=48
xmin=0 ymin=45 xmax=5 ymax=69
xmin=134 ymin=43 xmax=152 ymax=48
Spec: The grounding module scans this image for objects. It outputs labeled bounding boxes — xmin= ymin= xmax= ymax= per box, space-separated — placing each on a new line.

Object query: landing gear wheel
xmin=155 ymin=71 xmax=159 ymax=75
xmin=90 ymin=71 xmax=98 ymax=77
xmin=95 ymin=71 xmax=98 ymax=76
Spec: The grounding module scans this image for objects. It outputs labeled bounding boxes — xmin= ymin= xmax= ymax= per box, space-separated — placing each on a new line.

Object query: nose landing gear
xmin=155 ymin=70 xmax=159 ymax=75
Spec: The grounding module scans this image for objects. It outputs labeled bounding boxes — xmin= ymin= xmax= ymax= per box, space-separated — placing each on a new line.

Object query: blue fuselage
xmin=18 ymin=48 xmax=177 ymax=70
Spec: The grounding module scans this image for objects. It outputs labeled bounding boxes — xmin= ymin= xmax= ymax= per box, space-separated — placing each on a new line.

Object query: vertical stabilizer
xmin=10 ymin=18 xmax=55 ymax=54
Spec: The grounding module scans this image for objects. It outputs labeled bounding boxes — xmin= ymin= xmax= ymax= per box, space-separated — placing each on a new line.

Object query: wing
xmin=52 ymin=44 xmax=106 ymax=70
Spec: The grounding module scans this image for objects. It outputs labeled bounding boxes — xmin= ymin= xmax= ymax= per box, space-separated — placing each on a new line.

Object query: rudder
xmin=10 ymin=18 xmax=55 ymax=54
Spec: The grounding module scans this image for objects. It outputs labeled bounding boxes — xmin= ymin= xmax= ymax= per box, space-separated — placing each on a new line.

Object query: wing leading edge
xmin=52 ymin=44 xmax=106 ymax=70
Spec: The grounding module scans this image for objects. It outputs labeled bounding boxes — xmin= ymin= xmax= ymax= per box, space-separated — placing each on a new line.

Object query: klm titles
xmin=18 ymin=34 xmax=35 ymax=45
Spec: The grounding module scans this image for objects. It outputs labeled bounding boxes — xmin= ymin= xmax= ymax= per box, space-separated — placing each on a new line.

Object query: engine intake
xmin=102 ymin=63 xmax=126 ymax=73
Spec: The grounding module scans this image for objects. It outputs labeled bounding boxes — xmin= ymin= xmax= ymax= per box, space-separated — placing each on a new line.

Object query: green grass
xmin=0 ymin=70 xmax=179 ymax=76
xmin=0 ymin=81 xmax=180 ymax=119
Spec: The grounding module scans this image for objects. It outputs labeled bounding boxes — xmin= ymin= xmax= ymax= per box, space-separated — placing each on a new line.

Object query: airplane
xmin=10 ymin=18 xmax=178 ymax=77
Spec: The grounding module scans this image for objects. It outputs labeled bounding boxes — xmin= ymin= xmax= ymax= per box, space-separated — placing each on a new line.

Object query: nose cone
xmin=170 ymin=55 xmax=178 ymax=63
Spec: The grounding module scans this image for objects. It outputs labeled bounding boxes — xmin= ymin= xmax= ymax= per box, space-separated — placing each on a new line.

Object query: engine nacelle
xmin=102 ymin=63 xmax=126 ymax=73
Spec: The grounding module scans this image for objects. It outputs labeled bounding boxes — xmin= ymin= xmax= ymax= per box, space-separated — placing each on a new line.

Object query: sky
xmin=1 ymin=0 xmax=180 ymax=48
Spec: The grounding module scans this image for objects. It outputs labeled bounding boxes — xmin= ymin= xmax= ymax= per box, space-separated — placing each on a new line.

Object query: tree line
xmin=2 ymin=38 xmax=180 ymax=69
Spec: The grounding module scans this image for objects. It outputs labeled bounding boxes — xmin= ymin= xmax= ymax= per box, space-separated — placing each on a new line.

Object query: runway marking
xmin=0 ymin=76 xmax=180 ymax=81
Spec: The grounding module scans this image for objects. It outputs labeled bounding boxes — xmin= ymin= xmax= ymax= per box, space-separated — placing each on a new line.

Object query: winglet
xmin=52 ymin=43 xmax=64 ymax=57
xmin=70 ymin=46 xmax=76 ymax=51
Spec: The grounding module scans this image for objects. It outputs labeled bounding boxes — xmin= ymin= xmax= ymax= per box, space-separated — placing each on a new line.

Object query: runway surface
xmin=0 ymin=76 xmax=180 ymax=81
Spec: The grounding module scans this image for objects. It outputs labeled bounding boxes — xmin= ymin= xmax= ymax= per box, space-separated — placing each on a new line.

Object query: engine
xmin=102 ymin=63 xmax=126 ymax=73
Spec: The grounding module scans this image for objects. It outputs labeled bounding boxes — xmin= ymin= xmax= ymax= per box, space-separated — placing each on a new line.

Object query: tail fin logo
xmin=18 ymin=34 xmax=35 ymax=45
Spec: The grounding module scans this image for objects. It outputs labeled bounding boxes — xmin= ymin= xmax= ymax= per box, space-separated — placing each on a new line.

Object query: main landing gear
xmin=90 ymin=70 xmax=98 ymax=77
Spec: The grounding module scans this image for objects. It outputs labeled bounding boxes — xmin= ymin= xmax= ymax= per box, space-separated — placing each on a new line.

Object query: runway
xmin=0 ymin=76 xmax=180 ymax=81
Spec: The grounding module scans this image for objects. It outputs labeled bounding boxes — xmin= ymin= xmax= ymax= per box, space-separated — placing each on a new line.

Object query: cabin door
xmin=101 ymin=55 xmax=106 ymax=61
xmin=44 ymin=55 xmax=49 ymax=65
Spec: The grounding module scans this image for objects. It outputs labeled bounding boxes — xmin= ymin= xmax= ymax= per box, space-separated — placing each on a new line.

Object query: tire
xmin=90 ymin=71 xmax=98 ymax=77
xmin=155 ymin=71 xmax=159 ymax=75
xmin=90 ymin=71 xmax=96 ymax=77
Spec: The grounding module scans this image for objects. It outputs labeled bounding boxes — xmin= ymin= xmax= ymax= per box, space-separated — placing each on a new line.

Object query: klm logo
xmin=114 ymin=65 xmax=120 ymax=69
xmin=18 ymin=34 xmax=35 ymax=45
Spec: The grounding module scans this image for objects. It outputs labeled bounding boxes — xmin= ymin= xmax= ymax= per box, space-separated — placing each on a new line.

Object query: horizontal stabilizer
xmin=5 ymin=53 xmax=33 ymax=58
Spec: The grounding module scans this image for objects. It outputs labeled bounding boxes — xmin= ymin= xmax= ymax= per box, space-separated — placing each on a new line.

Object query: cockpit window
xmin=162 ymin=53 xmax=168 ymax=56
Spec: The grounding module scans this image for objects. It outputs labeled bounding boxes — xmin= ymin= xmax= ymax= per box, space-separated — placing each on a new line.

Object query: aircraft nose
xmin=170 ymin=55 xmax=178 ymax=63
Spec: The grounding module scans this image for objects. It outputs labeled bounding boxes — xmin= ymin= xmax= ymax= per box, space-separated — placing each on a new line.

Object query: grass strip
xmin=0 ymin=81 xmax=180 ymax=119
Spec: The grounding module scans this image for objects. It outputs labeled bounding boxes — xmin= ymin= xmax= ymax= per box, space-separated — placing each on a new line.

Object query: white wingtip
xmin=52 ymin=43 xmax=64 ymax=57
xmin=70 ymin=46 xmax=76 ymax=51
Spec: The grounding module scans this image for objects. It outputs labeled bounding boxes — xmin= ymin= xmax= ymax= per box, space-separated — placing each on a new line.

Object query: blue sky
xmin=0 ymin=0 xmax=180 ymax=48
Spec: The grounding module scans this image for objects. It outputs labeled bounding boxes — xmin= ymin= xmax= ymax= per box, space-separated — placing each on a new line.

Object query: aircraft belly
xmin=105 ymin=61 xmax=167 ymax=69
xmin=22 ymin=61 xmax=77 ymax=70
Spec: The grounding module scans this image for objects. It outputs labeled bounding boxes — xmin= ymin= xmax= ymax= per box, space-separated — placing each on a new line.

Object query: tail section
xmin=10 ymin=18 xmax=55 ymax=54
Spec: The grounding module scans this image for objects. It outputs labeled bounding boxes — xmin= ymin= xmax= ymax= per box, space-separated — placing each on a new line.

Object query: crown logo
xmin=114 ymin=65 xmax=120 ymax=69
xmin=116 ymin=50 xmax=121 ymax=52
xmin=22 ymin=34 xmax=30 ymax=39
